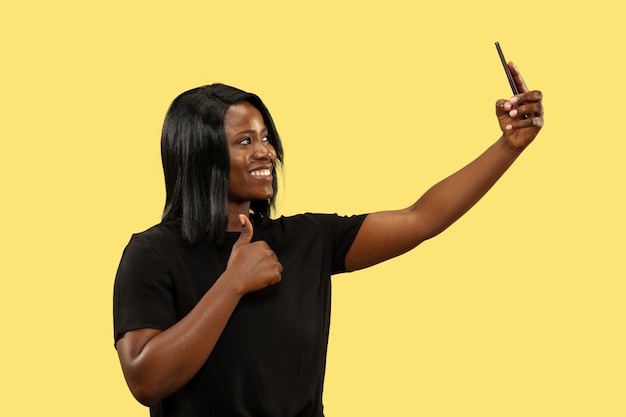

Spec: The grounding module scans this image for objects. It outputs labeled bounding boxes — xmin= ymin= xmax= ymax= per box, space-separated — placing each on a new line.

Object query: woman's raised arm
xmin=345 ymin=62 xmax=544 ymax=271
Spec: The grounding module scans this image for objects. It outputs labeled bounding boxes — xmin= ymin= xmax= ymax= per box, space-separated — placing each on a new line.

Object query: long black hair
xmin=160 ymin=83 xmax=284 ymax=245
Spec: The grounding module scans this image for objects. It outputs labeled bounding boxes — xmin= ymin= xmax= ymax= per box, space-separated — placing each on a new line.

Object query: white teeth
xmin=251 ymin=169 xmax=271 ymax=176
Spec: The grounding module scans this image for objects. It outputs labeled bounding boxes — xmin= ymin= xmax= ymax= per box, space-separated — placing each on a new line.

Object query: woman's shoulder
xmin=267 ymin=213 xmax=334 ymax=229
xmin=272 ymin=212 xmax=366 ymax=223
xmin=264 ymin=213 xmax=367 ymax=236
xmin=125 ymin=219 xmax=185 ymax=251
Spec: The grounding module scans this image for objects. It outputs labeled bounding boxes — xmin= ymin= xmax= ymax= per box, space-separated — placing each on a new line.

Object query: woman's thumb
xmin=233 ymin=214 xmax=253 ymax=247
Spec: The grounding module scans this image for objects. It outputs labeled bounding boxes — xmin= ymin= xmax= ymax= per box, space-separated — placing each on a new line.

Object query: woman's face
xmin=224 ymin=101 xmax=276 ymax=205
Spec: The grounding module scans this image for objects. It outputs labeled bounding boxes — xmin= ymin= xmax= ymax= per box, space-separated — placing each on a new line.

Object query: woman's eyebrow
xmin=235 ymin=127 xmax=268 ymax=135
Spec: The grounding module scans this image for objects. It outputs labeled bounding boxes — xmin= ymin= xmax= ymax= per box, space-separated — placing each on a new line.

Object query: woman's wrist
xmin=500 ymin=135 xmax=527 ymax=155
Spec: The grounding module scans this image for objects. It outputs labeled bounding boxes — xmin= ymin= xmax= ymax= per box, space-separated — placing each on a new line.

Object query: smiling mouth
xmin=250 ymin=168 xmax=272 ymax=178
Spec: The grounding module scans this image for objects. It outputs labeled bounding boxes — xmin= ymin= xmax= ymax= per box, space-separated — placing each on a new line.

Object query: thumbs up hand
xmin=224 ymin=214 xmax=282 ymax=295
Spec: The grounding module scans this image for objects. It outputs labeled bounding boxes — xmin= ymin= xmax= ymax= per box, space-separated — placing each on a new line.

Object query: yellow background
xmin=2 ymin=1 xmax=624 ymax=416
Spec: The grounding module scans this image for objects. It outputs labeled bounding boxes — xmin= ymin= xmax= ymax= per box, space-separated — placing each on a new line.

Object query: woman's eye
xmin=262 ymin=136 xmax=269 ymax=142
xmin=239 ymin=137 xmax=251 ymax=145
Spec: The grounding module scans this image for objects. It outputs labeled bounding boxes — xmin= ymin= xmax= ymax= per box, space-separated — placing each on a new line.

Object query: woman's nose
xmin=253 ymin=141 xmax=274 ymax=160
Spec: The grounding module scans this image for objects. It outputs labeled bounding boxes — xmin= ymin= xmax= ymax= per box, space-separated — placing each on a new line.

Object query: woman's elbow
xmin=116 ymin=329 xmax=167 ymax=406
xmin=127 ymin=380 xmax=164 ymax=407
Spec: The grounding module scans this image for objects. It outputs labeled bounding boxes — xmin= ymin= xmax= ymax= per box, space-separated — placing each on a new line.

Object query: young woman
xmin=114 ymin=62 xmax=544 ymax=417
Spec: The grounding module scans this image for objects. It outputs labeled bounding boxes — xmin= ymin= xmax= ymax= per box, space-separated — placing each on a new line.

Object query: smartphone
xmin=495 ymin=42 xmax=519 ymax=95
xmin=495 ymin=42 xmax=527 ymax=119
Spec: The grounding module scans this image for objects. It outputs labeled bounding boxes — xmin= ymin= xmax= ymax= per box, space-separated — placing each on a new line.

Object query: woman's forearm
xmin=117 ymin=274 xmax=243 ymax=406
xmin=409 ymin=135 xmax=522 ymax=240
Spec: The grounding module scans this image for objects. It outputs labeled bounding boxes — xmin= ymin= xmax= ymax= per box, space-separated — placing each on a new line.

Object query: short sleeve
xmin=330 ymin=213 xmax=367 ymax=273
xmin=113 ymin=234 xmax=177 ymax=343
xmin=301 ymin=213 xmax=367 ymax=274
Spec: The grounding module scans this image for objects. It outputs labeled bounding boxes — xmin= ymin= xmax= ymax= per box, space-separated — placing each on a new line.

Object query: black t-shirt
xmin=113 ymin=213 xmax=367 ymax=417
